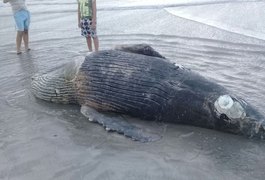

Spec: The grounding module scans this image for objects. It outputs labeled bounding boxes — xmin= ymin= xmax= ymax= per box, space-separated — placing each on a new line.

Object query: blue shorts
xmin=14 ymin=9 xmax=30 ymax=31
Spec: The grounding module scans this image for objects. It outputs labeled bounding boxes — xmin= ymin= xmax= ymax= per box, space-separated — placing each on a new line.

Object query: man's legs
xmin=23 ymin=29 xmax=30 ymax=51
xmin=16 ymin=31 xmax=23 ymax=54
xmin=86 ymin=36 xmax=93 ymax=52
xmin=14 ymin=10 xmax=30 ymax=54
xmin=93 ymin=36 xmax=99 ymax=52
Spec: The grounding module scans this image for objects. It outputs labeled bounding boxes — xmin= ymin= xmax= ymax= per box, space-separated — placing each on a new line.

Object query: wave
xmin=165 ymin=1 xmax=265 ymax=41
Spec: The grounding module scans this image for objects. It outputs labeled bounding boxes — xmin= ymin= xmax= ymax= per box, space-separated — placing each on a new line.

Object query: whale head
xmin=31 ymin=58 xmax=84 ymax=104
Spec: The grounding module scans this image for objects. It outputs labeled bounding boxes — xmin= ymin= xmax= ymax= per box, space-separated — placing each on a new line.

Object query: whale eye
xmin=220 ymin=113 xmax=229 ymax=121
xmin=214 ymin=95 xmax=246 ymax=119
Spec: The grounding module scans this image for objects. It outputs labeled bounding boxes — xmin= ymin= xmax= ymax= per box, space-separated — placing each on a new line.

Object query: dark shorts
xmin=81 ymin=18 xmax=97 ymax=38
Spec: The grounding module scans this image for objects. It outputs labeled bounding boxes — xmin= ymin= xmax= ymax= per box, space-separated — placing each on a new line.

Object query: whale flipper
xmin=115 ymin=44 xmax=166 ymax=59
xmin=81 ymin=106 xmax=161 ymax=142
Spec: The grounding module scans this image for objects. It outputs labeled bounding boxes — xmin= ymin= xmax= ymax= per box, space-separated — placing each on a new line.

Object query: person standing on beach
xmin=78 ymin=0 xmax=99 ymax=52
xmin=3 ymin=0 xmax=31 ymax=55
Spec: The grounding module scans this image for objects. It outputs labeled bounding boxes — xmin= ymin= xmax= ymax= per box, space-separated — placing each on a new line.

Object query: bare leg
xmin=16 ymin=31 xmax=23 ymax=54
xmin=93 ymin=36 xmax=99 ymax=52
xmin=23 ymin=29 xmax=30 ymax=51
xmin=86 ymin=36 xmax=93 ymax=52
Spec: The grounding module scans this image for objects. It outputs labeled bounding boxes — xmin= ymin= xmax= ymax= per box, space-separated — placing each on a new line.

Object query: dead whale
xmin=31 ymin=44 xmax=265 ymax=142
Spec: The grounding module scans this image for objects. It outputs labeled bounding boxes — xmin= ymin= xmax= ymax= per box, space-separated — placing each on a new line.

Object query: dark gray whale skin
xmin=32 ymin=44 xmax=265 ymax=140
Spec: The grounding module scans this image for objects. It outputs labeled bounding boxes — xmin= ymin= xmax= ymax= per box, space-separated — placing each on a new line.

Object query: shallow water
xmin=1 ymin=0 xmax=265 ymax=179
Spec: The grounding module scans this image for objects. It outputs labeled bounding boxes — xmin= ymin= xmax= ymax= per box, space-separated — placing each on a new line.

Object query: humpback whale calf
xmin=31 ymin=44 xmax=265 ymax=142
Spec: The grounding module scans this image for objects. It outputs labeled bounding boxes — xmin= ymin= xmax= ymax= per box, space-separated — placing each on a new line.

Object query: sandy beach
xmin=1 ymin=0 xmax=265 ymax=179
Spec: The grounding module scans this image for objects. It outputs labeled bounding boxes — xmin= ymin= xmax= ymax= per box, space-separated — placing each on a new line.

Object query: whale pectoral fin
xmin=81 ymin=105 xmax=161 ymax=142
xmin=115 ymin=44 xmax=166 ymax=59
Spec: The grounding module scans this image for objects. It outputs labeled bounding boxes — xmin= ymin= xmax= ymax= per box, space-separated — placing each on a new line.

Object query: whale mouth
xmin=214 ymin=95 xmax=246 ymax=120
xmin=31 ymin=58 xmax=84 ymax=104
xmin=31 ymin=74 xmax=77 ymax=104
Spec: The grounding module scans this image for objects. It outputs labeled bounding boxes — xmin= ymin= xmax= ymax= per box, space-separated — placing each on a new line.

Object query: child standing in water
xmin=3 ymin=0 xmax=30 ymax=55
xmin=77 ymin=0 xmax=99 ymax=52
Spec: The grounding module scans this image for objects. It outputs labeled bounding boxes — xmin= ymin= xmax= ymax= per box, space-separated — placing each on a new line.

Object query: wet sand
xmin=1 ymin=0 xmax=265 ymax=179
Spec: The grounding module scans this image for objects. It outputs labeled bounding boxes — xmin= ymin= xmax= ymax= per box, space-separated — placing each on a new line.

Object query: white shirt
xmin=8 ymin=0 xmax=28 ymax=14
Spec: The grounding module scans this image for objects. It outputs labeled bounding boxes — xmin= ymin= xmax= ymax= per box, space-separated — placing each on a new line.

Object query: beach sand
xmin=0 ymin=1 xmax=265 ymax=179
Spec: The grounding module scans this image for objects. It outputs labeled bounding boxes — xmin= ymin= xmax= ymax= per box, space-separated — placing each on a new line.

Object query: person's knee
xmin=17 ymin=31 xmax=24 ymax=37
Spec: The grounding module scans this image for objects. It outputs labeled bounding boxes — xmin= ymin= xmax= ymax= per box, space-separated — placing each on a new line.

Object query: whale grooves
xmin=31 ymin=44 xmax=265 ymax=142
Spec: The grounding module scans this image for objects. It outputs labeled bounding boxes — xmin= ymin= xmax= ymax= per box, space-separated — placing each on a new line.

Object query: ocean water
xmin=0 ymin=0 xmax=265 ymax=179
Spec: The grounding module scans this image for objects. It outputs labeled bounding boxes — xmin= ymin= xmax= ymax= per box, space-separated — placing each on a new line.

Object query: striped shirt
xmin=78 ymin=0 xmax=95 ymax=18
